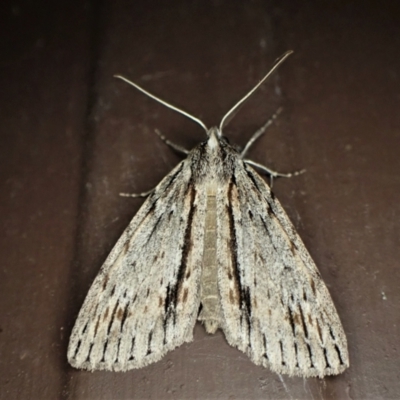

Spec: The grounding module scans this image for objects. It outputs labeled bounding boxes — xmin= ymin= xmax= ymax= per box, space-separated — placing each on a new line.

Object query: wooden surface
xmin=1 ymin=1 xmax=400 ymax=398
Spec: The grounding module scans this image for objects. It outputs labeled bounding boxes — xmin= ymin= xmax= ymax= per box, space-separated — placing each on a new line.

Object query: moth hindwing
xmin=68 ymin=52 xmax=349 ymax=377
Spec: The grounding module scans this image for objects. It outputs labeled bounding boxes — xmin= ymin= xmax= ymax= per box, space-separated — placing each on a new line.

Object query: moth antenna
xmin=114 ymin=75 xmax=209 ymax=134
xmin=219 ymin=50 xmax=293 ymax=132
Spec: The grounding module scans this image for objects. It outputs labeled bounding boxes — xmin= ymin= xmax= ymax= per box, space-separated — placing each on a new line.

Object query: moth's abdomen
xmin=198 ymin=182 xmax=222 ymax=333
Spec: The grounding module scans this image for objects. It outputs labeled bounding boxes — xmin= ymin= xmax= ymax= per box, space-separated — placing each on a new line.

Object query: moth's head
xmin=207 ymin=127 xmax=222 ymax=149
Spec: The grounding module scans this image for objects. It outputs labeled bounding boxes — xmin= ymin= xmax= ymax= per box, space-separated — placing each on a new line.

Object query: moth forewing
xmin=68 ymin=158 xmax=206 ymax=370
xmin=215 ymin=159 xmax=349 ymax=377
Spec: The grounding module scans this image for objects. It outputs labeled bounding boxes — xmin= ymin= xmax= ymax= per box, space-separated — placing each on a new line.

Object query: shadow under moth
xmin=68 ymin=51 xmax=349 ymax=377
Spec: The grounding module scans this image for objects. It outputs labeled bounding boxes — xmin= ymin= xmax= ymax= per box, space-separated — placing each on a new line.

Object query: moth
xmin=68 ymin=51 xmax=349 ymax=377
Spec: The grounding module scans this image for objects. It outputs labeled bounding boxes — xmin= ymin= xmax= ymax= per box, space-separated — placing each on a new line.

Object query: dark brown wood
xmin=1 ymin=0 xmax=399 ymax=398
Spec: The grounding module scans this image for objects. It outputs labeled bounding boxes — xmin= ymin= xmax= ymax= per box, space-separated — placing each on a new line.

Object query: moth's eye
xmin=221 ymin=136 xmax=230 ymax=144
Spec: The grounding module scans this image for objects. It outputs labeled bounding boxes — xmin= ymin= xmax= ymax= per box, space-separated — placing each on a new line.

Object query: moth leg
xmin=119 ymin=129 xmax=188 ymax=199
xmin=119 ymin=188 xmax=154 ymax=198
xmin=244 ymin=159 xmax=305 ymax=179
xmin=240 ymin=108 xmax=282 ymax=158
xmin=244 ymin=159 xmax=305 ymax=187
xmin=119 ymin=128 xmax=189 ymax=198
xmin=155 ymin=129 xmax=189 ymax=155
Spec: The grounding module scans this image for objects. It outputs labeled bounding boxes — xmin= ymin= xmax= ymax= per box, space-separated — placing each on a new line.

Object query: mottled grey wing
xmin=68 ymin=160 xmax=206 ymax=371
xmin=217 ymin=162 xmax=349 ymax=377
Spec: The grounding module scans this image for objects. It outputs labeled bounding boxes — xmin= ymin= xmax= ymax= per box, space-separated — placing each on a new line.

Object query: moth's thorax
xmin=188 ymin=126 xmax=237 ymax=183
